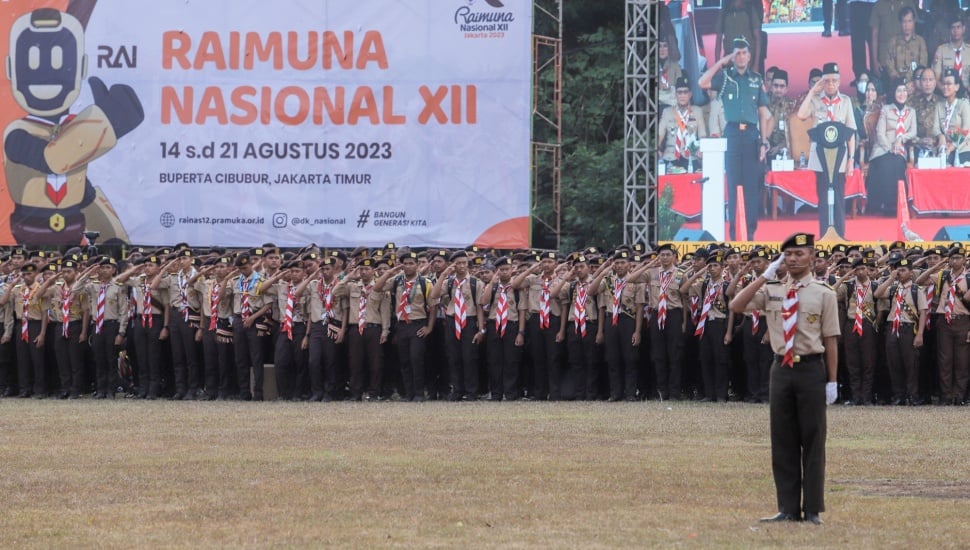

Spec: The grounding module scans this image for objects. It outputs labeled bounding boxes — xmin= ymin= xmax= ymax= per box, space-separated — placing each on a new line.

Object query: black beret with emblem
xmin=816 ymin=250 xmax=830 ymax=259
xmin=234 ymin=253 xmax=251 ymax=267
xmin=656 ymin=243 xmax=678 ymax=256
xmin=329 ymin=250 xmax=348 ymax=262
xmin=822 ymin=62 xmax=839 ymax=75
xmin=781 ymin=232 xmax=814 ymax=251
xmin=28 ymin=250 xmax=46 ymax=259
xmin=949 ymin=246 xmax=965 ymax=257
xmin=674 ymin=76 xmax=689 ymax=90
xmin=494 ymin=257 xmax=513 ymax=267
xmin=61 ymin=259 xmax=78 ymax=269
xmin=11 ymin=247 xmax=26 ymax=257
xmin=706 ymin=253 xmax=724 ymax=265
xmin=850 ymin=257 xmax=869 ymax=268
xmin=693 ymin=248 xmax=709 ymax=260
xmin=613 ymin=250 xmax=631 ymax=261
xmin=571 ymin=254 xmax=588 ymax=265
xmin=831 ymin=244 xmax=848 ymax=254
xmin=358 ymin=258 xmax=375 ymax=267
xmin=21 ymin=263 xmax=36 ymax=273
xmin=893 ymin=258 xmax=913 ymax=268
xmin=449 ymin=250 xmax=469 ymax=261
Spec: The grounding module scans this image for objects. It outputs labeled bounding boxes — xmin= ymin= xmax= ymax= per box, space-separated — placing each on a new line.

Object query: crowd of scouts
xmin=0 ymin=239 xmax=966 ymax=406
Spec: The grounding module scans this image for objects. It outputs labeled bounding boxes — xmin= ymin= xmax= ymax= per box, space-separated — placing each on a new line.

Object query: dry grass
xmin=0 ymin=400 xmax=968 ymax=548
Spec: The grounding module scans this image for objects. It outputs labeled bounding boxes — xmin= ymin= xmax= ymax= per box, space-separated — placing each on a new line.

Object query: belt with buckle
xmin=774 ymin=353 xmax=822 ymax=364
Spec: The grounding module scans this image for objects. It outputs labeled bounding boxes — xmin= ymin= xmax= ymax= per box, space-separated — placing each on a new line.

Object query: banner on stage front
xmin=0 ymin=0 xmax=531 ymax=247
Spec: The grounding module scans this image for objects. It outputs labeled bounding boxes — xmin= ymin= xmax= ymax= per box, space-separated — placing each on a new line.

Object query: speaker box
xmin=933 ymin=225 xmax=970 ymax=240
xmin=671 ymin=228 xmax=716 ymax=241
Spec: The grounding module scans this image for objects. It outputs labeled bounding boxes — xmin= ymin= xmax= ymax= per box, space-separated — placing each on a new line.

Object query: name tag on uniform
xmin=739 ymin=123 xmax=747 ymax=130
xmin=768 ymin=296 xmax=782 ymax=302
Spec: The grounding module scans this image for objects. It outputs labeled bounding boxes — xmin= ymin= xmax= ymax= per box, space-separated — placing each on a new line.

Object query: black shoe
xmin=252 ymin=393 xmax=264 ymax=402
xmin=412 ymin=395 xmax=426 ymax=403
xmin=890 ymin=398 xmax=904 ymax=406
xmin=33 ymin=393 xmax=46 ymax=399
xmin=760 ymin=512 xmax=800 ymax=523
xmin=698 ymin=397 xmax=713 ymax=403
xmin=170 ymin=392 xmax=185 ymax=401
xmin=838 ymin=30 xmax=849 ymax=36
xmin=485 ymin=394 xmax=502 ymax=402
xmin=201 ymin=393 xmax=217 ymax=401
xmin=804 ymin=513 xmax=823 ymax=525
xmin=461 ymin=394 xmax=478 ymax=402
xmin=1 ymin=387 xmax=14 ymax=397
xmin=309 ymin=393 xmax=324 ymax=402
xmin=94 ymin=392 xmax=107 ymax=399
xmin=821 ymin=30 xmax=832 ymax=37
xmin=18 ymin=391 xmax=31 ymax=398
xmin=58 ymin=391 xmax=70 ymax=400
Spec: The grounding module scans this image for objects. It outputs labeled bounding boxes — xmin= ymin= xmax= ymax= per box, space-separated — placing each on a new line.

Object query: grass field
xmin=1 ymin=400 xmax=968 ymax=548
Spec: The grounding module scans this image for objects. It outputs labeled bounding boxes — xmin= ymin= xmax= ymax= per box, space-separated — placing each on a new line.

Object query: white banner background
xmin=79 ymin=0 xmax=531 ymax=247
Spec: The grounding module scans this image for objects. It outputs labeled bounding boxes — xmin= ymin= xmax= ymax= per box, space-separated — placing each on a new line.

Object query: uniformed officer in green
xmin=699 ymin=35 xmax=771 ymax=241
xmin=731 ymin=233 xmax=840 ymax=525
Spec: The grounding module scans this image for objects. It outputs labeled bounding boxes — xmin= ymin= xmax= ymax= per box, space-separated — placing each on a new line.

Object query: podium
xmin=699 ymin=137 xmax=727 ymax=241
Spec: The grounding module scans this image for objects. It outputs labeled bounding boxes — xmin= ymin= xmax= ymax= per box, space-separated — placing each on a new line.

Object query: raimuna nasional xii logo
xmin=454 ymin=0 xmax=515 ymax=34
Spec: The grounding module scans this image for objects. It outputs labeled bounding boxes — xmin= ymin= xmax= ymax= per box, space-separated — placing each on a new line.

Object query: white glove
xmin=763 ymin=256 xmax=784 ymax=280
xmin=825 ymin=382 xmax=838 ymax=405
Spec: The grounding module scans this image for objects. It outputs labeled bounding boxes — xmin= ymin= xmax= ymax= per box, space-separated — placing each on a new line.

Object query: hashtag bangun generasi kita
xmin=158 ymin=172 xmax=372 ymax=185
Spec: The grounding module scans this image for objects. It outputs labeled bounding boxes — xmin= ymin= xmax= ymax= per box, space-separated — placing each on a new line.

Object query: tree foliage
xmin=533 ymin=2 xmax=626 ymax=252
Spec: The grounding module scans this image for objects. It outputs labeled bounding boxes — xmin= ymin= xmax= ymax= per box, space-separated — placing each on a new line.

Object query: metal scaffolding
xmin=623 ymin=0 xmax=658 ymax=246
xmin=532 ymin=0 xmax=563 ymax=249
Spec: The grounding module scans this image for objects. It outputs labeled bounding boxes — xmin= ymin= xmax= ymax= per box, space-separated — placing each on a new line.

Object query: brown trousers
xmin=885 ymin=324 xmax=919 ymax=399
xmin=843 ymin=317 xmax=878 ymax=402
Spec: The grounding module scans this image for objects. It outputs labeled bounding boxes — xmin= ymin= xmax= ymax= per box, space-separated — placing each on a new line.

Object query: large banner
xmin=0 ymin=0 xmax=531 ymax=247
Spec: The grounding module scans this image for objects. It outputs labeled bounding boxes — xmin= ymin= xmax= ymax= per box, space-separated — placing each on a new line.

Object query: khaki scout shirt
xmin=306 ymin=278 xmax=348 ymax=324
xmin=194 ymin=278 xmax=230 ymax=319
xmin=559 ymin=278 xmax=600 ymax=322
xmin=10 ymin=282 xmax=45 ymax=321
xmin=658 ymin=59 xmax=683 ymax=108
xmin=933 ymin=41 xmax=970 ymax=90
xmin=74 ymin=276 xmax=130 ymax=329
xmin=645 ymin=267 xmax=685 ymax=310
xmin=225 ymin=272 xmax=269 ymax=316
xmin=336 ymin=280 xmax=390 ymax=331
xmin=598 ymin=277 xmax=646 ymax=320
xmin=389 ymin=275 xmax=433 ymax=321
xmin=47 ymin=280 xmax=88 ymax=322
xmin=871 ymin=104 xmax=917 ymax=158
xmin=524 ymin=274 xmax=563 ymax=317
xmin=269 ymin=281 xmax=308 ymax=324
xmin=805 ymin=93 xmax=858 ymax=173
xmin=937 ymin=97 xmax=970 ymax=154
xmin=659 ymin=105 xmax=707 ymax=161
xmin=935 ymin=269 xmax=970 ymax=315
xmin=486 ymin=282 xmax=524 ymax=323
xmin=689 ymin=277 xmax=729 ymax=320
xmin=888 ymin=281 xmax=928 ymax=323
xmin=128 ymin=275 xmax=163 ymax=316
xmin=881 ymin=34 xmax=927 ymax=80
xmin=837 ymin=279 xmax=878 ymax=322
xmin=748 ymin=274 xmax=841 ymax=356
xmin=157 ymin=269 xmax=202 ymax=310
xmin=707 ymin=98 xmax=726 ymax=137
xmin=442 ymin=276 xmax=481 ymax=318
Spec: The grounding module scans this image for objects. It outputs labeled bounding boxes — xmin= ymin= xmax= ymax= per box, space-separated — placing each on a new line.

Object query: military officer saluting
xmin=731 ymin=232 xmax=840 ymax=525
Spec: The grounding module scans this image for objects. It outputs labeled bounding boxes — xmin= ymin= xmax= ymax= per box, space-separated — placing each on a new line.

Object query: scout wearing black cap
xmin=674 ymin=76 xmax=689 ymax=90
xmin=732 ymin=35 xmax=750 ymax=50
xmin=656 ymin=243 xmax=677 ymax=256
xmin=20 ymin=263 xmax=36 ymax=273
xmin=773 ymin=69 xmax=789 ymax=84
xmin=449 ymin=250 xmax=469 ymax=261
xmin=948 ymin=246 xmax=965 ymax=257
xmin=781 ymin=232 xmax=815 ymax=250
xmin=809 ymin=68 xmax=823 ymax=81
xmin=235 ymin=253 xmax=251 ymax=267
xmin=613 ymin=250 xmax=631 ymax=261
xmin=822 ymin=62 xmax=839 ymax=75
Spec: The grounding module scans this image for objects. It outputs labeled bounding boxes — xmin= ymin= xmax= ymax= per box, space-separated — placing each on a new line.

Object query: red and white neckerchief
xmin=208 ymin=282 xmax=221 ymax=331
xmin=574 ymin=282 xmax=589 ymax=337
xmin=891 ymin=284 xmax=906 ymax=337
xmin=142 ymin=282 xmax=153 ymax=328
xmin=657 ymin=271 xmax=674 ymax=330
xmin=495 ymin=284 xmax=510 ymax=337
xmin=358 ymin=283 xmax=372 ymax=335
xmin=853 ymin=281 xmax=869 ymax=336
xmin=238 ymin=274 xmax=258 ymax=321
xmin=283 ymin=283 xmax=295 ymax=340
xmin=177 ymin=268 xmax=194 ymax=322
xmin=925 ymin=282 xmax=935 ymax=329
xmin=397 ymin=278 xmax=414 ymax=322
xmin=60 ymin=284 xmax=72 ymax=338
xmin=943 ymin=100 xmax=956 ymax=134
xmin=674 ymin=108 xmax=690 ymax=159
xmin=453 ymin=278 xmax=467 ymax=339
xmin=21 ymin=284 xmax=32 ymax=342
xmin=821 ymin=95 xmax=841 ymax=121
xmin=689 ymin=295 xmax=700 ymax=324
xmin=660 ymin=68 xmax=669 ymax=90
xmin=693 ymin=279 xmax=720 ymax=337
xmin=538 ymin=278 xmax=551 ymax=330
xmin=945 ymin=271 xmax=965 ymax=324
xmin=611 ymin=278 xmax=626 ymax=326
xmin=318 ymin=279 xmax=334 ymax=322
xmin=894 ymin=107 xmax=908 ymax=138
xmin=95 ymin=283 xmax=107 ymax=334
xmin=781 ymin=282 xmax=804 ymax=367
xmin=955 ymin=47 xmax=963 ymax=74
